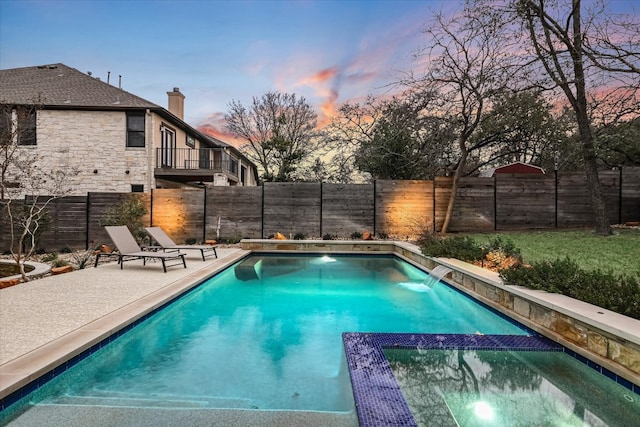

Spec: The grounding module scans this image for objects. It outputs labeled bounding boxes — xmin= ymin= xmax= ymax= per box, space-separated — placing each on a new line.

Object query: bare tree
xmin=405 ymin=2 xmax=524 ymax=233
xmin=224 ymin=91 xmax=321 ymax=182
xmin=323 ymin=96 xmax=383 ymax=183
xmin=1 ymin=102 xmax=76 ymax=281
xmin=516 ymin=0 xmax=640 ymax=235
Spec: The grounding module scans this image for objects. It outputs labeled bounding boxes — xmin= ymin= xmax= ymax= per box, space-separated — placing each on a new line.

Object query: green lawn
xmin=463 ymin=228 xmax=640 ymax=278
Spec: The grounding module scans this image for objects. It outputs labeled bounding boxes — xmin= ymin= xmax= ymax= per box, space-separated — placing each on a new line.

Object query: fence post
xmin=150 ymin=189 xmax=154 ymax=226
xmin=203 ymin=186 xmax=207 ymax=242
xmin=432 ymin=179 xmax=436 ymax=233
xmin=554 ymin=169 xmax=558 ymax=228
xmin=261 ymin=184 xmax=265 ymax=239
xmin=373 ymin=180 xmax=377 ymax=236
xmin=619 ymin=166 xmax=623 ymax=224
xmin=319 ymin=182 xmax=323 ymax=237
xmin=493 ymin=175 xmax=497 ymax=231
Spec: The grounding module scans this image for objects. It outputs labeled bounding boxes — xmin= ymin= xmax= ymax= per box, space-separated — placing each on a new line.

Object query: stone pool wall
xmin=241 ymin=239 xmax=640 ymax=388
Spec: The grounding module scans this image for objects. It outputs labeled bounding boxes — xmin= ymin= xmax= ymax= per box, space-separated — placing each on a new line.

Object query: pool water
xmin=385 ymin=348 xmax=640 ymax=426
xmin=2 ymin=254 xmax=528 ymax=418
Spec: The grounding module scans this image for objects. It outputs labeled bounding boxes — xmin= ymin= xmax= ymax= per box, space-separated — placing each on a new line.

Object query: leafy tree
xmin=515 ymin=0 xmax=640 ymax=235
xmin=327 ymin=93 xmax=456 ymax=181
xmin=225 ymin=91 xmax=321 ymax=182
xmin=474 ymin=90 xmax=573 ymax=172
xmin=594 ymin=117 xmax=640 ymax=168
xmin=354 ymin=94 xmax=455 ymax=180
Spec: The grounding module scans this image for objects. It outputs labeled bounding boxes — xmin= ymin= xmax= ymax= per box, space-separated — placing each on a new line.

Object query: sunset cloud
xmin=198 ymin=112 xmax=245 ymax=149
xmin=299 ymin=67 xmax=339 ymax=85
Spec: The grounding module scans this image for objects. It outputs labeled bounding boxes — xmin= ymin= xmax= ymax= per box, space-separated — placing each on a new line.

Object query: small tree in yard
xmin=98 ymin=195 xmax=148 ymax=244
xmin=1 ymin=102 xmax=77 ymax=281
xmin=404 ymin=3 xmax=524 ymax=233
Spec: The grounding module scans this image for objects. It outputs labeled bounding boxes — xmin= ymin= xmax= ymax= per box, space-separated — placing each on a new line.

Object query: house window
xmin=1 ymin=107 xmax=36 ymax=146
xmin=126 ymin=112 xmax=145 ymax=147
xmin=18 ymin=109 xmax=36 ymax=146
xmin=0 ymin=109 xmax=10 ymax=143
xmin=131 ymin=184 xmax=144 ymax=192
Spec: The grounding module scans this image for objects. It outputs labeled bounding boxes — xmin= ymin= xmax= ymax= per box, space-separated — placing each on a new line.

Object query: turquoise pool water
xmin=1 ymin=254 xmax=528 ymax=420
xmin=385 ymin=348 xmax=640 ymax=426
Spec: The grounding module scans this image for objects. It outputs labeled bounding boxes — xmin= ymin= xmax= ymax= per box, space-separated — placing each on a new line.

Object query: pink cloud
xmin=197 ymin=112 xmax=245 ymax=149
xmin=205 ymin=5 xmax=429 ymax=132
xmin=299 ymin=67 xmax=339 ymax=85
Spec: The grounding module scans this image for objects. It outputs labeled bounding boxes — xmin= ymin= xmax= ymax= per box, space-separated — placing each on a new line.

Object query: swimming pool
xmin=1 ymin=253 xmax=530 ymax=423
xmin=344 ymin=332 xmax=640 ymax=426
xmin=386 ymin=348 xmax=640 ymax=426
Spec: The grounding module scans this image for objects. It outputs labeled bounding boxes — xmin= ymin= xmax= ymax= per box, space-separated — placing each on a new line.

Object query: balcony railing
xmin=155 ymin=148 xmax=238 ymax=177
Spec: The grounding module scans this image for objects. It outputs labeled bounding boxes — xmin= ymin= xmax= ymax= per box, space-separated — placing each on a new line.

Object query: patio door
xmin=161 ymin=126 xmax=175 ymax=168
xmin=199 ymin=148 xmax=210 ymax=169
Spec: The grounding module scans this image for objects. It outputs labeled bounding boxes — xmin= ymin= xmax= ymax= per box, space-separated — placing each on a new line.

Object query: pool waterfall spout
xmin=428 ymin=265 xmax=453 ymax=281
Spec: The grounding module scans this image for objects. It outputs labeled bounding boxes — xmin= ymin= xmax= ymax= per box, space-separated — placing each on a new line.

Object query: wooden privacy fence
xmin=0 ymin=168 xmax=638 ymax=251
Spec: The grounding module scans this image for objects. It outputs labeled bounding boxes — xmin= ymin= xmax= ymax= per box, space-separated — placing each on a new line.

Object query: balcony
xmin=154 ymin=148 xmax=239 ymax=184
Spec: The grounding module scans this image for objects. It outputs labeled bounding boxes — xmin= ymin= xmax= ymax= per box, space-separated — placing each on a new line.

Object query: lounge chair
xmin=97 ymin=226 xmax=187 ymax=272
xmin=145 ymin=227 xmax=218 ymax=261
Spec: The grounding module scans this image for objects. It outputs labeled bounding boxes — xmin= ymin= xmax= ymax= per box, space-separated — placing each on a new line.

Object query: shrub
xmin=70 ymin=248 xmax=96 ymax=269
xmin=59 ymin=246 xmax=73 ymax=254
xmin=99 ymin=195 xmax=148 ymax=244
xmin=293 ymin=232 xmax=306 ymax=240
xmin=350 ymin=231 xmax=362 ymax=239
xmin=421 ymin=235 xmax=483 ymax=261
xmin=50 ymin=257 xmax=69 ymax=268
xmin=377 ymin=232 xmax=389 ymax=240
xmin=322 ymin=233 xmax=335 ymax=240
xmin=500 ymin=258 xmax=640 ymax=320
xmin=41 ymin=252 xmax=59 ymax=263
xmin=223 ymin=238 xmax=241 ymax=244
xmin=185 ymin=237 xmax=197 ymax=245
xmin=483 ymin=236 xmax=521 ymax=260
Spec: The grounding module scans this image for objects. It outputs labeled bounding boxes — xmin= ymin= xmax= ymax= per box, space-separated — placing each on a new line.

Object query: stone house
xmin=0 ymin=63 xmax=258 ymax=197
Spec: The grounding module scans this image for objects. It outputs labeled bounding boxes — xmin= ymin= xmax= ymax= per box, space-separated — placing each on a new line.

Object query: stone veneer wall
xmin=29 ymin=110 xmax=150 ymax=196
xmin=241 ymin=239 xmax=640 ymax=388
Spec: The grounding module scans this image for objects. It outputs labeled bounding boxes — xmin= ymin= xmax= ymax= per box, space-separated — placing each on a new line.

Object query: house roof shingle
xmin=0 ymin=63 xmax=160 ymax=109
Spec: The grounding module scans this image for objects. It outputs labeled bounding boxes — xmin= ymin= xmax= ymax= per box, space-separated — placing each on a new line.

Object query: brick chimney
xmin=167 ymin=87 xmax=185 ymax=120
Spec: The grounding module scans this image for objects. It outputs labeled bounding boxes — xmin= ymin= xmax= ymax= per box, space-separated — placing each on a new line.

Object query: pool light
xmin=473 ymin=401 xmax=495 ymax=420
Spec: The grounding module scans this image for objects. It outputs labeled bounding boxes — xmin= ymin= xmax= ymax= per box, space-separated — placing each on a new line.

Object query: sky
xmin=0 ymin=0 xmax=457 ymax=144
xmin=1 ymin=0 xmax=637 ymax=146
